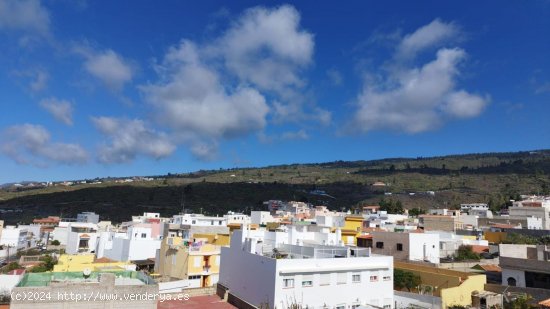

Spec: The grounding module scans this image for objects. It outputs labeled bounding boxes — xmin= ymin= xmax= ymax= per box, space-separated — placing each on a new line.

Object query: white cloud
xmin=281 ymin=129 xmax=309 ymax=140
xmin=396 ymin=19 xmax=459 ymax=59
xmin=75 ymin=46 xmax=134 ymax=92
xmin=0 ymin=0 xmax=50 ymax=36
xmin=443 ymin=90 xmax=489 ymax=118
xmin=212 ymin=5 xmax=329 ymax=123
xmin=218 ymin=5 xmax=314 ymax=93
xmin=91 ymin=117 xmax=176 ymax=164
xmin=352 ymin=20 xmax=489 ymax=134
xmin=39 ymin=97 xmax=74 ymax=125
xmin=30 ymin=70 xmax=48 ymax=92
xmin=142 ymin=40 xmax=269 ymax=160
xmin=0 ymin=124 xmax=88 ymax=165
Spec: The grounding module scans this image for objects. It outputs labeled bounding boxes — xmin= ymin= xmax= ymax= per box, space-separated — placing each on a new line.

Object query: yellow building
xmin=340 ymin=215 xmax=364 ymax=245
xmin=52 ymin=254 xmax=136 ymax=272
xmin=156 ymin=236 xmax=222 ymax=288
xmin=484 ymin=231 xmax=507 ymax=244
xmin=395 ymin=261 xmax=487 ymax=308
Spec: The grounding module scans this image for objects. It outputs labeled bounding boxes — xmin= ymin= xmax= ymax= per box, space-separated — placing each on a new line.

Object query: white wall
xmin=501 ymin=268 xmax=526 ymax=287
xmin=409 ymin=233 xmax=440 ymax=263
xmin=0 ymin=273 xmax=24 ymax=294
xmin=220 ymin=230 xmax=394 ymax=309
xmin=274 ymin=256 xmax=394 ymax=309
xmin=52 ymin=226 xmax=68 ymax=245
xmin=0 ymin=227 xmax=28 ymax=250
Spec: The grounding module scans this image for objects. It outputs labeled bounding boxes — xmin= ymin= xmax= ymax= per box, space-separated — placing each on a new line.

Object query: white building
xmin=509 ymin=197 xmax=550 ymax=230
xmin=219 ymin=227 xmax=394 ymax=309
xmin=251 ymin=211 xmax=277 ymax=225
xmin=65 ymin=222 xmax=99 ymax=255
xmin=371 ymin=231 xmax=440 ymax=264
xmin=461 ymin=203 xmax=489 ymax=212
xmin=0 ymin=226 xmax=29 ymax=250
xmin=97 ymin=223 xmax=161 ymax=261
xmin=500 ymin=244 xmax=550 ymax=289
xmin=76 ymin=212 xmax=100 ymax=224
xmin=171 ymin=214 xmax=227 ymax=227
xmin=224 ymin=212 xmax=250 ymax=225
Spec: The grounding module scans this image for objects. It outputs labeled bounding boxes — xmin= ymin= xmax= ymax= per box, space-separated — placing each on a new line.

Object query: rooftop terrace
xmin=17 ymin=270 xmax=155 ymax=287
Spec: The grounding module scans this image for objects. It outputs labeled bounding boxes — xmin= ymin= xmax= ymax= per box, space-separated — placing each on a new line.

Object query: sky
xmin=0 ymin=0 xmax=549 ymax=183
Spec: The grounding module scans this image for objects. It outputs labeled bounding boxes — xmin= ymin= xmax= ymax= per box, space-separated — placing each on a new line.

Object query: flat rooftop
xmin=17 ymin=271 xmax=155 ymax=287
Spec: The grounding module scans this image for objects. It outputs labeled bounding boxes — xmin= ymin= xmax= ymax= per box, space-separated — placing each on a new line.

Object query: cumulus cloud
xmin=396 ymin=19 xmax=460 ymax=59
xmin=141 ymin=40 xmax=270 ymax=160
xmin=0 ymin=124 xmax=88 ymax=165
xmin=0 ymin=0 xmax=50 ymax=36
xmin=217 ymin=5 xmax=314 ymax=94
xmin=351 ymin=20 xmax=489 ymax=134
xmin=39 ymin=98 xmax=74 ymax=125
xmin=91 ymin=117 xmax=176 ymax=164
xmin=74 ymin=46 xmax=134 ymax=92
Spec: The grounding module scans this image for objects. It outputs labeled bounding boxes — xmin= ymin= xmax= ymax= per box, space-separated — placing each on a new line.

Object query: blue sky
xmin=0 ymin=0 xmax=549 ymax=183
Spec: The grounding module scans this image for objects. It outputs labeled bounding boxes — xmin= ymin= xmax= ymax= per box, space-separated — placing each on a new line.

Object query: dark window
xmin=376 ymin=242 xmax=384 ymax=249
xmin=396 ymin=243 xmax=403 ymax=251
xmin=507 ymin=277 xmax=517 ymax=286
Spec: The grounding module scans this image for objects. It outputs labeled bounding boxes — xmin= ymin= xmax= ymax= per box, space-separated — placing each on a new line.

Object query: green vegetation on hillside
xmin=0 ymin=150 xmax=548 ymax=224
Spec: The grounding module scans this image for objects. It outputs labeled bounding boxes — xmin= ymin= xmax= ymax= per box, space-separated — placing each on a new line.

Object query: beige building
xmin=156 ymin=236 xmax=222 ymax=288
xmin=420 ymin=215 xmax=461 ymax=232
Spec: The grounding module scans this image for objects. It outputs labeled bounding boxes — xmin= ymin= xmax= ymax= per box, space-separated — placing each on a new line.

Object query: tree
xmin=505 ymin=294 xmax=536 ymax=309
xmin=51 ymin=240 xmax=60 ymax=246
xmin=455 ymin=245 xmax=480 ymax=261
xmin=394 ymin=269 xmax=421 ymax=292
xmin=2 ymin=262 xmax=22 ymax=274
xmin=379 ymin=198 xmax=404 ymax=214
xmin=408 ymin=208 xmax=426 ymax=217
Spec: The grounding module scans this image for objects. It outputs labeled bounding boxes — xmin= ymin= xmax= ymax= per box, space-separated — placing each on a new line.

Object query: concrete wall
xmin=219 ymin=242 xmax=277 ymax=308
xmin=394 ymin=291 xmax=442 ymax=309
xmin=10 ymin=273 xmax=157 ymax=309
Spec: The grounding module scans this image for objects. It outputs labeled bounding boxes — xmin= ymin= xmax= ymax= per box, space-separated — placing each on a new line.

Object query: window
xmin=383 ymin=276 xmax=391 ymax=281
xmin=319 ymin=273 xmax=330 ymax=286
xmin=78 ymin=239 xmax=89 ymax=248
xmin=141 ymin=233 xmax=146 ymax=238
xmin=336 ymin=305 xmax=345 ymax=309
xmin=352 ymin=273 xmax=361 ymax=283
xmin=302 ymin=280 xmax=313 ymax=287
xmin=192 ymin=220 xmax=196 ymax=224
xmin=283 ymin=278 xmax=294 ymax=288
xmin=376 ymin=242 xmax=384 ymax=249
xmin=396 ymin=243 xmax=403 ymax=251
xmin=219 ymin=220 xmax=222 ymax=225
xmin=337 ymin=272 xmax=347 ymax=284
xmin=302 ymin=275 xmax=313 ymax=287
xmin=352 ymin=305 xmax=361 ymax=309
xmin=194 ymin=256 xmax=201 ymax=267
xmin=370 ymin=275 xmax=378 ymax=282
xmin=188 ymin=275 xmax=201 ymax=280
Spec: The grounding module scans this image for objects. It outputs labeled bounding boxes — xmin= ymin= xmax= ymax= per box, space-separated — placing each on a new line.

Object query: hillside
xmin=0 ymin=150 xmax=549 ymax=224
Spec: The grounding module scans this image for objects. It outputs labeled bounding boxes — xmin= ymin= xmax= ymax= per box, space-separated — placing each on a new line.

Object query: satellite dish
xmin=83 ymin=268 xmax=91 ymax=277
